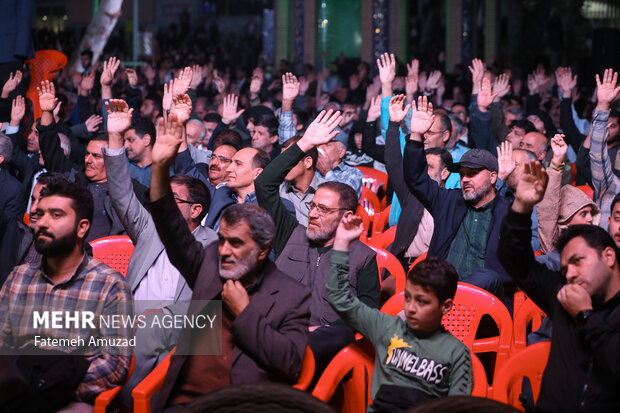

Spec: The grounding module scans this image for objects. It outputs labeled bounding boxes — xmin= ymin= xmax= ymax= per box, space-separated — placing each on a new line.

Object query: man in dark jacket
xmin=402 ymin=96 xmax=510 ymax=300
xmin=498 ymin=160 xmax=620 ymax=412
xmin=147 ymin=113 xmax=311 ymax=412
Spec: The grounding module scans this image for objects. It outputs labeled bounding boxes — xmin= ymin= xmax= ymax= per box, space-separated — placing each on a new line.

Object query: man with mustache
xmin=255 ymin=109 xmax=380 ymax=374
xmin=35 ymin=80 xmax=146 ymax=242
xmin=0 ymin=179 xmax=133 ymax=412
xmin=403 ymin=96 xmax=511 ymax=301
xmin=146 ymin=113 xmax=311 ymax=412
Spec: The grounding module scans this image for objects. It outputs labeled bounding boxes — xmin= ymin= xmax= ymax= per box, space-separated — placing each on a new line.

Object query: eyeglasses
xmin=305 ymin=201 xmax=346 ymax=216
xmin=174 ymin=196 xmax=195 ymax=205
xmin=209 ymin=154 xmax=233 ymax=164
xmin=424 ymin=130 xmax=444 ymax=137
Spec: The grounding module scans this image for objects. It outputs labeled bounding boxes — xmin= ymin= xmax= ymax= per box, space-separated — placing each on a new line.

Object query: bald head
xmin=520 ymin=131 xmax=547 ymax=161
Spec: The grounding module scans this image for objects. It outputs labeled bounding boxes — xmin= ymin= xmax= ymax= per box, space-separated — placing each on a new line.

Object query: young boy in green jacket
xmin=327 ymin=214 xmax=472 ymax=412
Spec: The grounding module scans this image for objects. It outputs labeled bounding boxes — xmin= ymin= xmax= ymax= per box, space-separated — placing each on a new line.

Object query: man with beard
xmin=146 ymin=113 xmax=311 ymax=412
xmin=0 ymin=179 xmax=133 ymax=412
xmin=403 ymin=96 xmax=511 ymax=301
xmin=255 ymin=109 xmax=380 ymax=374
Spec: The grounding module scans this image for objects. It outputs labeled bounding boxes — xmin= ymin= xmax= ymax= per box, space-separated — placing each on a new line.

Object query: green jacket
xmin=327 ymin=250 xmax=472 ymax=409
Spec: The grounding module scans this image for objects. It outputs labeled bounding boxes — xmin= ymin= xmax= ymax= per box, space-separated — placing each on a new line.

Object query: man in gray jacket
xmin=102 ymin=99 xmax=218 ymax=404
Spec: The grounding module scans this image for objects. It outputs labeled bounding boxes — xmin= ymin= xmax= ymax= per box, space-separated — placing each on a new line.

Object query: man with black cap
xmin=402 ymin=96 xmax=513 ymax=301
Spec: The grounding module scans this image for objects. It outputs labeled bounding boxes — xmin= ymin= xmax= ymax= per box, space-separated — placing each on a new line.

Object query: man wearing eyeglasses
xmin=102 ymin=99 xmax=219 ymax=406
xmin=255 ymin=110 xmax=380 ymax=375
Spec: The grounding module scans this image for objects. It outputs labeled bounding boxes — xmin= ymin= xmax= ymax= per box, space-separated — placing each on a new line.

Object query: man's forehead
xmin=233 ymin=148 xmax=256 ymax=162
xmin=219 ymin=218 xmax=252 ymax=238
xmin=87 ymin=141 xmax=107 ymax=152
xmin=314 ymin=188 xmax=340 ymax=205
xmin=215 ymin=145 xmax=236 ymax=157
xmin=38 ymin=195 xmax=72 ymax=210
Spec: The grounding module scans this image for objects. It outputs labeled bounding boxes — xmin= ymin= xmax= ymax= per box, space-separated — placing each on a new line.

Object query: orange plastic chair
xmin=312 ymin=338 xmax=375 ymax=413
xmin=577 ymin=185 xmax=594 ymax=199
xmin=25 ymin=50 xmax=68 ymax=120
xmin=363 ymin=225 xmax=396 ymax=250
xmin=90 ymin=235 xmax=135 ymax=277
xmin=364 ymin=245 xmax=406 ymax=294
xmin=93 ymin=355 xmax=135 ymax=413
xmin=23 ymin=212 xmax=29 ymax=227
xmin=356 ymin=205 xmax=371 ymax=237
xmin=380 ymin=283 xmax=513 ymax=385
xmin=359 ymin=187 xmax=382 ymax=218
xmin=471 ymin=353 xmax=489 ymax=398
xmin=512 ymin=297 xmax=546 ymax=353
xmin=133 ymin=347 xmax=176 ymax=413
xmin=132 ymin=345 xmax=314 ymax=413
xmin=356 ymin=167 xmax=388 ymax=209
xmin=408 ymin=251 xmax=428 ymax=273
xmin=370 ymin=205 xmax=391 ymax=235
xmin=491 ymin=341 xmax=551 ymax=410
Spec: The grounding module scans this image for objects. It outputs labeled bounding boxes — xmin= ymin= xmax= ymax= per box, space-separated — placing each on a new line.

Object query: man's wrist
xmin=550 ymin=160 xmax=565 ymax=171
xmin=597 ymin=103 xmax=611 ymax=111
xmin=575 ymin=309 xmax=594 ymax=325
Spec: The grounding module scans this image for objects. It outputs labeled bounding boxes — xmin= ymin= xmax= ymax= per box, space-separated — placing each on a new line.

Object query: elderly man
xmin=255 ymin=110 xmax=380 ymax=374
xmin=0 ymin=179 xmax=133 ymax=412
xmin=498 ymin=159 xmax=620 ymax=412
xmin=0 ymin=133 xmax=26 ymax=220
xmin=146 ymin=113 xmax=311 ymax=412
xmin=403 ymin=96 xmax=511 ymax=300
xmin=315 ymin=136 xmax=363 ymax=198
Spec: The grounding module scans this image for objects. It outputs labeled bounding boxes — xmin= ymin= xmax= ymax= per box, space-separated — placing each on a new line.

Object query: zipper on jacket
xmin=579 ymin=357 xmax=593 ymax=410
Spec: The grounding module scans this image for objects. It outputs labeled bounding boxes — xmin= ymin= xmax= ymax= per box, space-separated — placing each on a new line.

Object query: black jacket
xmin=498 ymin=209 xmax=620 ymax=412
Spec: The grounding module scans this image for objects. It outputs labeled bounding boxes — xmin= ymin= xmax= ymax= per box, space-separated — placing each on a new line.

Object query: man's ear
xmin=603 ymin=246 xmax=616 ymax=268
xmin=257 ymin=245 xmax=270 ymax=261
xmin=440 ymin=298 xmax=453 ymax=315
xmin=440 ymin=167 xmax=450 ymax=183
xmin=190 ymin=203 xmax=203 ymax=221
xmin=270 ymin=134 xmax=279 ymax=144
xmin=442 ymin=131 xmax=450 ymax=144
xmin=252 ymin=167 xmax=264 ymax=180
xmin=303 ymin=155 xmax=313 ymax=170
xmin=76 ymin=219 xmax=91 ymax=240
xmin=143 ymin=134 xmax=152 ymax=147
xmin=489 ymin=171 xmax=498 ymax=185
xmin=337 ymin=142 xmax=346 ymax=159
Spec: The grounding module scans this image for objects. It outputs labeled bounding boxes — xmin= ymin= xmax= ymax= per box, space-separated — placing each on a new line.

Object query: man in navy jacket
xmin=401 ymin=96 xmax=512 ymax=300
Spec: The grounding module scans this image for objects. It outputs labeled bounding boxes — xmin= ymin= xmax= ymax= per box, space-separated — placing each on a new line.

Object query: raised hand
xmin=468 ymin=58 xmax=485 ymax=94
xmin=406 ymin=59 xmax=419 ymax=98
xmin=367 ymin=95 xmax=382 ymax=123
xmin=105 ymin=99 xmax=133 ymax=134
xmin=79 ymin=71 xmax=95 ymax=94
xmin=190 ymin=64 xmax=203 ymax=90
xmin=173 ymin=66 xmax=193 ymax=97
xmin=527 ymin=67 xmax=546 ymax=95
xmin=299 ymin=75 xmax=310 ymax=95
xmin=36 ymin=80 xmax=58 ymax=112
xmin=101 ymin=56 xmax=120 ymax=87
xmin=555 ymin=67 xmax=577 ymax=98
xmin=596 ymin=68 xmax=620 ymax=110
xmin=1 ymin=70 xmax=23 ymax=98
xmin=550 ymin=134 xmax=568 ymax=166
xmin=388 ymin=94 xmax=411 ymax=123
xmin=170 ymin=93 xmax=192 ymax=124
xmin=497 ymin=141 xmax=515 ymax=181
xmin=493 ymin=73 xmax=511 ymax=100
xmin=426 ymin=70 xmax=442 ymax=90
xmin=10 ymin=95 xmax=25 ymax=126
xmin=221 ymin=94 xmax=245 ymax=125
xmin=125 ymin=68 xmax=138 ymax=88
xmin=513 ymin=160 xmax=549 ymax=213
xmin=333 ymin=213 xmax=364 ymax=251
xmin=282 ymin=72 xmax=300 ymax=102
xmin=297 ymin=109 xmax=342 ymax=151
xmin=152 ymin=113 xmax=185 ymax=167
xmin=85 ymin=114 xmax=103 ymax=133
xmin=377 ymin=53 xmax=396 ymax=85
xmin=477 ymin=77 xmax=498 ymax=111
xmin=410 ymin=95 xmax=435 ymax=136
xmin=162 ymin=80 xmax=174 ymax=112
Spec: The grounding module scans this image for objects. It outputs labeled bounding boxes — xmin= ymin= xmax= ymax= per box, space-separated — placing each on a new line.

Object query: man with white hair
xmin=316 ymin=138 xmax=363 ymax=198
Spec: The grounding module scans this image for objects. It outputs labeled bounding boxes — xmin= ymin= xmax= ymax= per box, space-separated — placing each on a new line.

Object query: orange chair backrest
xmin=26 ymin=50 xmax=68 ymax=120
xmin=90 ymin=235 xmax=135 ymax=277
xmin=363 ymin=225 xmax=397 ymax=250
xmin=356 ymin=166 xmax=388 ymax=195
xmin=365 ymin=245 xmax=406 ymax=294
xmin=491 ymin=341 xmax=551 ymax=410
xmin=512 ymin=297 xmax=546 ymax=353
xmin=371 ymin=204 xmax=391 ymax=235
xmin=577 ymin=185 xmax=594 ymax=199
xmin=408 ymin=251 xmax=428 ymax=273
xmin=312 ymin=338 xmax=375 ymax=412
xmin=356 ymin=205 xmax=371 ymax=238
xmin=360 ymin=187 xmax=382 ymax=217
xmin=293 ymin=345 xmax=316 ymax=391
xmin=380 ymin=283 xmax=513 ymax=381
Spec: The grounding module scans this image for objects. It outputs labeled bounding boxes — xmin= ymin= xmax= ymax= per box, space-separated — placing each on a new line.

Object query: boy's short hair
xmin=407 ymin=257 xmax=459 ymax=302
